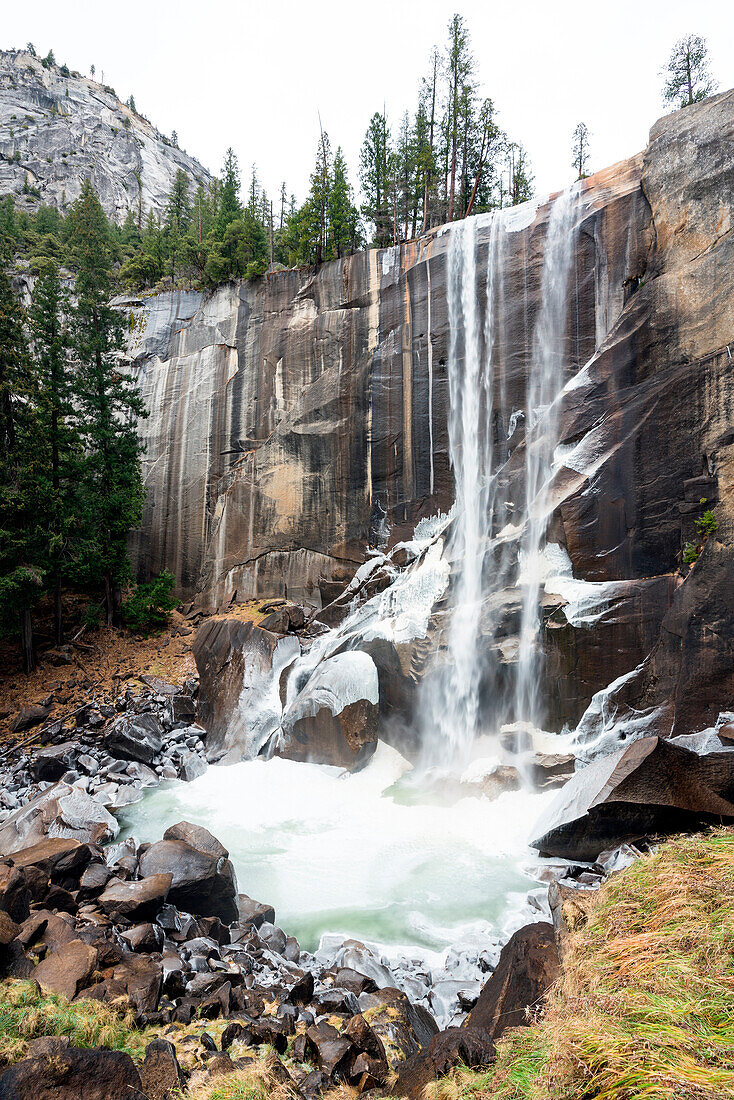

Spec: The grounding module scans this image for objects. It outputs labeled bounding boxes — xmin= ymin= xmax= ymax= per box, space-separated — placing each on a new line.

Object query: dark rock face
xmin=392 ymin=1027 xmax=495 ymax=1099
xmin=193 ymin=618 xmax=299 ymax=760
xmin=531 ymin=736 xmax=734 ymax=861
xmin=464 ymin=922 xmax=560 ymax=1039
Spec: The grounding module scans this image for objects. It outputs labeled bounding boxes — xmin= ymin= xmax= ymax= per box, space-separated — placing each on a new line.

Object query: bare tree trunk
xmin=20 ymin=608 xmax=35 ymax=673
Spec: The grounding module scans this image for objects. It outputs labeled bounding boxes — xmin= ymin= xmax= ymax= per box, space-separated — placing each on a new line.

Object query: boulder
xmin=163 ymin=821 xmax=226 ymax=859
xmin=29 ymin=743 xmax=82 ymax=783
xmin=0 ymin=911 xmax=19 ymax=946
xmin=9 ymin=705 xmax=50 ymax=733
xmin=139 ymin=826 xmax=237 ymax=923
xmin=193 ymin=618 xmax=299 ymax=761
xmin=392 ymin=1027 xmax=495 ymax=1098
xmin=464 ymin=923 xmax=560 ymax=1040
xmin=0 ymin=784 xmax=118 ymax=856
xmin=0 ymin=863 xmax=30 ymax=923
xmin=278 ymin=651 xmax=380 ymax=767
xmin=9 ymin=838 xmax=91 ymax=880
xmin=105 ymin=714 xmax=164 ymax=764
xmin=0 ymin=1047 xmax=145 ymax=1099
xmin=236 ymin=894 xmax=275 ymax=929
xmin=343 ymin=1014 xmax=388 ymax=1087
xmin=358 ymin=987 xmax=438 ymax=1069
xmin=98 ymin=874 xmax=172 ymax=922
xmin=304 ymin=1020 xmax=354 ymax=1079
xmin=31 ymin=939 xmax=97 ymax=1000
xmin=531 ymin=736 xmax=734 ymax=861
xmin=139 ymin=1039 xmax=184 ymax=1100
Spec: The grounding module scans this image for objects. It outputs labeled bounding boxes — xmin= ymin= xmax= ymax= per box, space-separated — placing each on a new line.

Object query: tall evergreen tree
xmin=360 ymin=112 xmax=392 ymax=247
xmin=66 ymin=180 xmax=146 ymax=624
xmin=216 ymin=148 xmax=242 ymax=237
xmin=0 ymin=265 xmax=41 ymax=669
xmin=29 ymin=264 xmax=80 ymax=643
xmin=329 ymin=148 xmax=361 ymax=259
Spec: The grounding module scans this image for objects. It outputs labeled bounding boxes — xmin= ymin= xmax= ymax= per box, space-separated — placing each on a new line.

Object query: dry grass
xmin=427 ymin=828 xmax=734 ymax=1100
xmin=180 ymin=1057 xmax=298 ymax=1099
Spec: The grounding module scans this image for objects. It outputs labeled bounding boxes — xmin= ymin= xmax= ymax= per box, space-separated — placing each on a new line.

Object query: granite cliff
xmin=123 ymin=88 xmax=734 ymax=747
xmin=0 ymin=48 xmax=210 ymax=220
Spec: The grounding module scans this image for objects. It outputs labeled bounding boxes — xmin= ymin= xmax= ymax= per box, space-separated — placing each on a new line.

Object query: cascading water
xmin=515 ymin=186 xmax=580 ymax=732
xmin=422 ymin=186 xmax=579 ymax=768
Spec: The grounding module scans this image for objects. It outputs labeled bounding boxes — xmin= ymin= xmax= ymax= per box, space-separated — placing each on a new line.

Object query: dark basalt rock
xmin=304 ymin=1020 xmax=354 ymax=1078
xmin=0 ymin=1047 xmax=145 ymax=1100
xmin=392 ymin=1026 xmax=495 ymax=1098
xmin=464 ymin=923 xmax=560 ymax=1040
xmin=98 ymin=874 xmax=173 ymax=922
xmin=104 ymin=715 xmax=164 ymax=764
xmin=531 ymin=736 xmax=734 ymax=861
xmin=31 ymin=938 xmax=97 ymax=1000
xmin=29 ymin=743 xmax=82 ymax=783
xmin=139 ymin=1039 xmax=184 ymax=1100
xmin=138 ymin=828 xmax=238 ymax=924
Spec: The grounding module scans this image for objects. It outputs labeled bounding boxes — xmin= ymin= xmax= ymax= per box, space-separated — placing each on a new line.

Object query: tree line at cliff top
xmin=4 ymin=21 xmax=719 ymax=293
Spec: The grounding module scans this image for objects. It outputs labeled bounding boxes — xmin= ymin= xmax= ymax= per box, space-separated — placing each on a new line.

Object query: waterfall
xmin=514 ymin=187 xmax=579 ymax=731
xmin=422 ymin=187 xmax=579 ymax=768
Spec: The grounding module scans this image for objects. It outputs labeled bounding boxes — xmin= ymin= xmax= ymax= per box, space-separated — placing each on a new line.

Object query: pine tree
xmin=572 ymin=122 xmax=591 ymax=180
xmin=163 ymin=169 xmax=191 ymax=281
xmin=329 ymin=148 xmax=360 ymax=258
xmin=0 ymin=265 xmax=42 ymax=670
xmin=66 ymin=180 xmax=147 ymax=624
xmin=216 ymin=148 xmax=242 ymax=237
xmin=360 ymin=112 xmax=392 ymax=247
xmin=662 ymin=34 xmax=716 ymax=108
xmin=29 ymin=263 xmax=80 ymax=643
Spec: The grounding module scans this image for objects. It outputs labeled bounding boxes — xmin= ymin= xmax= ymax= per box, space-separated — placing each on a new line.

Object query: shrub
xmin=122 ymin=571 xmax=177 ymax=633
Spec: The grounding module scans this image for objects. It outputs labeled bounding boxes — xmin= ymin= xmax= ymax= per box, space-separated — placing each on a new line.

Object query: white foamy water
xmin=119 ymin=746 xmax=555 ymax=956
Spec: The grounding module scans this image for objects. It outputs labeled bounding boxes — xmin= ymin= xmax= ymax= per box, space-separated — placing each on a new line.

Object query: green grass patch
xmin=0 ymin=979 xmax=149 ymax=1065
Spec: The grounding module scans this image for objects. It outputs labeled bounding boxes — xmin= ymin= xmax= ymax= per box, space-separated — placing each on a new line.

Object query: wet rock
xmin=29 ymin=743 xmax=82 ymax=783
xmin=193 ymin=619 xmax=299 ymax=761
xmin=0 ymin=1049 xmax=145 ymax=1099
xmin=31 ymin=939 xmax=97 ymax=1000
xmin=139 ymin=826 xmax=238 ymax=923
xmin=279 ymin=651 xmax=380 ymax=767
xmin=139 ymin=1039 xmax=184 ymax=1100
xmin=236 ymin=894 xmax=275 ymax=929
xmin=0 ymin=862 xmax=30 ymax=923
xmin=343 ymin=1013 xmax=389 ymax=1086
xmin=121 ymin=923 xmax=164 ymax=953
xmin=0 ymin=784 xmax=118 ymax=855
xmin=163 ymin=821 xmax=226 ymax=859
xmin=105 ymin=715 xmax=164 ymax=764
xmin=531 ymin=736 xmax=734 ymax=861
xmin=464 ymin=923 xmax=560 ymax=1039
xmin=0 ymin=911 xmax=19 ymax=946
xmin=98 ymin=874 xmax=172 ymax=922
xmin=304 ymin=1020 xmax=354 ymax=1078
xmin=358 ymin=987 xmax=438 ymax=1068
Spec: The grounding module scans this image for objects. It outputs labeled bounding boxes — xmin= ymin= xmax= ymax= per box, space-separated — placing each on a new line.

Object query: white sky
xmin=3 ymin=0 xmax=733 ymax=206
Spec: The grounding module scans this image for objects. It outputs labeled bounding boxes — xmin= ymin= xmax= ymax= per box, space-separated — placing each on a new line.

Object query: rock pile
xmin=0 ymin=679 xmax=205 ymax=834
